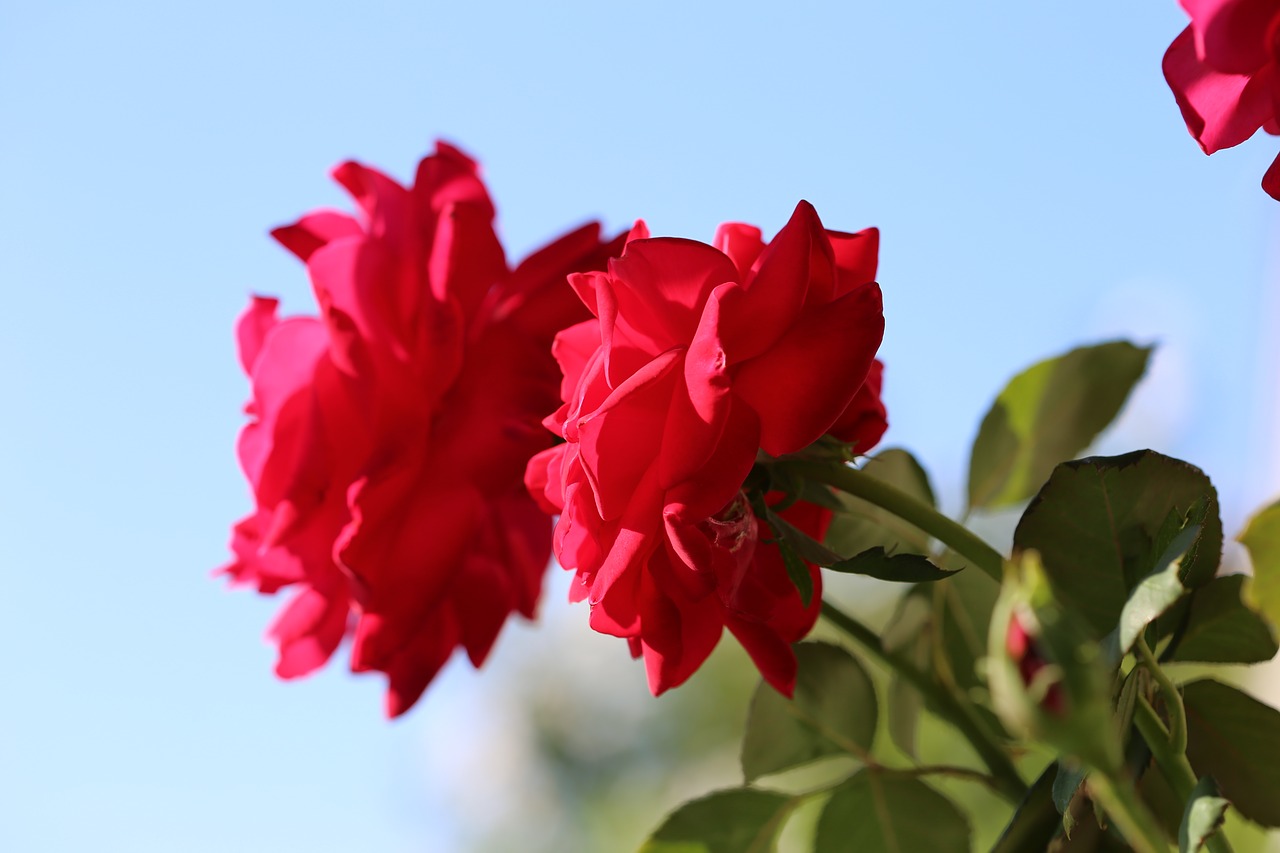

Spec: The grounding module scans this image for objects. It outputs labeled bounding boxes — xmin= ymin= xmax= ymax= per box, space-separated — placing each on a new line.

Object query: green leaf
xmin=1102 ymin=518 xmax=1202 ymax=662
xmin=1169 ymin=574 xmax=1278 ymax=664
xmin=1238 ymin=499 xmax=1280 ymax=630
xmin=741 ymin=642 xmax=877 ymax=781
xmin=1182 ymin=679 xmax=1280 ymax=827
xmin=878 ymin=572 xmax=1005 ymax=744
xmin=763 ymin=508 xmax=833 ymax=606
xmin=827 ymin=547 xmax=957 ymax=582
xmin=967 ymin=340 xmax=1152 ymax=510
xmin=933 ymin=568 xmax=1001 ymax=693
xmin=767 ymin=509 xmax=844 ymax=567
xmin=775 ymin=539 xmax=814 ymax=607
xmin=814 ymin=769 xmax=971 ymax=853
xmin=881 ymin=592 xmax=932 ymax=758
xmin=639 ymin=788 xmax=795 ymax=853
xmin=825 ymin=448 xmax=937 ymax=558
xmin=1012 ymin=450 xmax=1222 ymax=638
xmin=1052 ymin=763 xmax=1088 ymax=821
xmin=1178 ymin=776 xmax=1229 ymax=853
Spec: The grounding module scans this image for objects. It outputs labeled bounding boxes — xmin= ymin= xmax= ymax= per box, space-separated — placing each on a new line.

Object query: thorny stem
xmin=786 ymin=460 xmax=1005 ymax=582
xmin=819 ymin=600 xmax=1025 ymax=801
xmin=1134 ymin=635 xmax=1187 ymax=755
xmin=1134 ymin=697 xmax=1234 ymax=853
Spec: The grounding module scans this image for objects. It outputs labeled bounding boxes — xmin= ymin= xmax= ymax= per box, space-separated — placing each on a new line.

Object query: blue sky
xmin=3 ymin=1 xmax=1278 ymax=850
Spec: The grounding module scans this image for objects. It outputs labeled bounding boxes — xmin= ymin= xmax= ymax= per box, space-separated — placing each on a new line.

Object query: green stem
xmin=787 ymin=460 xmax=1005 ymax=582
xmin=1134 ymin=636 xmax=1187 ymax=754
xmin=1134 ymin=698 xmax=1234 ymax=853
xmin=820 ymin=600 xmax=1025 ymax=801
xmin=1086 ymin=772 xmax=1169 ymax=853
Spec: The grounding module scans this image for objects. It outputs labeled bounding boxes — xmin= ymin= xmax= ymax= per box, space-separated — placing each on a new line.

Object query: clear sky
xmin=3 ymin=1 xmax=1278 ymax=851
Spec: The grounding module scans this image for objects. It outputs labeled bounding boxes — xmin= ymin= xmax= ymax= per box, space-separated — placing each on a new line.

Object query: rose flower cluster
xmin=1164 ymin=0 xmax=1280 ymax=198
xmin=223 ymin=143 xmax=886 ymax=715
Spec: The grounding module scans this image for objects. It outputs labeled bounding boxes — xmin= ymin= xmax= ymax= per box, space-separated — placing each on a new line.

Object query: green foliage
xmin=1104 ymin=516 xmax=1203 ymax=662
xmin=826 ymin=547 xmax=956 ymax=582
xmin=813 ymin=770 xmax=971 ymax=853
xmin=740 ymin=642 xmax=877 ymax=781
xmin=1178 ymin=776 xmax=1229 ymax=853
xmin=1169 ymin=574 xmax=1278 ymax=663
xmin=1238 ymin=498 xmax=1280 ymax=630
xmin=1182 ymin=679 xmax=1280 ymax=827
xmin=1052 ymin=762 xmax=1088 ymax=825
xmin=881 ymin=592 xmax=931 ymax=758
xmin=1012 ymin=450 xmax=1222 ymax=638
xmin=967 ymin=341 xmax=1151 ymax=510
xmin=825 ymin=448 xmax=936 ymax=558
xmin=639 ymin=788 xmax=795 ymax=853
xmin=878 ymin=567 xmax=1004 ymax=758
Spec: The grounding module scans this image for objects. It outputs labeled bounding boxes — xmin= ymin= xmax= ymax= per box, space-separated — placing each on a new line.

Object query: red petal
xmin=236 ymin=316 xmax=328 ymax=499
xmin=635 ymin=553 xmax=724 ymax=694
xmin=828 ymin=358 xmax=888 ymax=454
xmin=428 ymin=200 xmax=506 ymax=322
xmin=828 ymin=226 xmax=880 ymax=297
xmin=340 ymin=468 xmax=487 ymax=672
xmin=1263 ymin=152 xmax=1280 ymax=198
xmin=727 ymin=618 xmax=798 ymax=697
xmin=606 ymin=237 xmax=740 ymax=353
xmin=413 ymin=141 xmax=494 ymax=222
xmin=577 ymin=349 xmax=681 ymax=520
xmin=734 ymin=283 xmax=884 ymax=457
xmin=496 ymin=222 xmax=623 ymax=340
xmin=713 ymin=222 xmax=765 ymax=278
xmin=271 ymin=211 xmax=362 ymax=263
xmin=331 ymin=160 xmax=416 ymax=248
xmin=551 ymin=320 xmax=603 ymax=404
xmin=658 ymin=285 xmax=734 ymax=488
xmin=235 ymin=296 xmax=280 ymax=376
xmin=717 ymin=201 xmax=827 ymax=364
xmin=269 ymin=584 xmax=350 ymax=679
xmin=1164 ymin=26 xmax=1275 ymax=152
xmin=1182 ymin=0 xmax=1278 ymax=74
xmin=664 ymin=394 xmax=762 ymax=524
xmin=525 ymin=444 xmax=568 ymax=514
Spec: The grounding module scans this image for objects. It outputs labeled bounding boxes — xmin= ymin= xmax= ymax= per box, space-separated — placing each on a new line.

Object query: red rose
xmin=526 ymin=201 xmax=886 ymax=696
xmin=222 ymin=142 xmax=624 ymax=717
xmin=1163 ymin=0 xmax=1280 ymax=198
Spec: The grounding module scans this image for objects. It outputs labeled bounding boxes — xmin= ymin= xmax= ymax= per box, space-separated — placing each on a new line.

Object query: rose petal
xmin=712 ymin=222 xmax=765 ymax=277
xmin=734 ymin=282 xmax=884 ymax=457
xmin=269 ymin=583 xmax=350 ymax=679
xmin=828 ymin=226 xmax=880 ymax=297
xmin=235 ymin=296 xmax=281 ymax=376
xmin=1164 ymin=26 xmax=1275 ymax=152
xmin=1182 ymin=0 xmax=1278 ymax=73
xmin=716 ymin=201 xmax=826 ymax=363
xmin=606 ymin=237 xmax=740 ymax=353
xmin=271 ymin=211 xmax=363 ymax=263
xmin=635 ymin=555 xmax=724 ymax=694
xmin=577 ymin=349 xmax=681 ymax=520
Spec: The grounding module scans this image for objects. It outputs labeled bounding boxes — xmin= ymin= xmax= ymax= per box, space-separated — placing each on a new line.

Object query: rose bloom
xmin=525 ymin=201 xmax=886 ymax=696
xmin=1164 ymin=0 xmax=1280 ymax=198
xmin=223 ymin=142 xmax=623 ymax=716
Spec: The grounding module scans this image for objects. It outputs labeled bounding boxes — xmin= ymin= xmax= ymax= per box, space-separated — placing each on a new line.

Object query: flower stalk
xmin=785 ymin=459 xmax=1005 ymax=582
